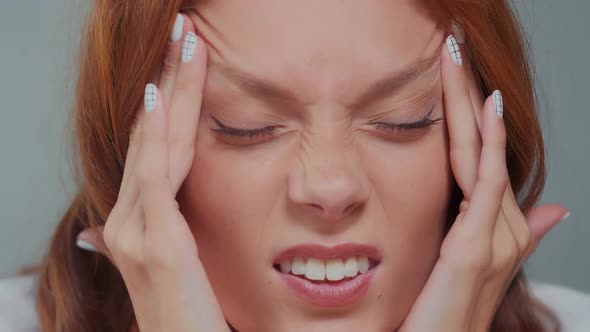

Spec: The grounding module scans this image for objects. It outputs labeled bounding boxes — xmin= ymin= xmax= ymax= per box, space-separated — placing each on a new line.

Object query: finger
xmin=442 ymin=34 xmax=482 ymax=199
xmin=136 ymin=83 xmax=176 ymax=231
xmin=462 ymin=47 xmax=485 ymax=131
xmin=523 ymin=204 xmax=570 ymax=257
xmin=118 ymin=14 xmax=183 ymax=204
xmin=495 ymin=184 xmax=533 ymax=263
xmin=450 ymin=27 xmax=486 ymax=131
xmin=158 ymin=13 xmax=185 ymax=104
xmin=76 ymin=226 xmax=115 ymax=263
xmin=118 ymin=112 xmax=144 ymax=203
xmin=168 ymin=20 xmax=208 ymax=192
xmin=462 ymin=90 xmax=507 ymax=235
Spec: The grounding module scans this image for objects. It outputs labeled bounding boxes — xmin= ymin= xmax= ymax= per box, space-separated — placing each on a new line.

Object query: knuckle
xmin=442 ymin=233 xmax=492 ymax=274
xmin=161 ymin=43 xmax=180 ymax=75
xmin=480 ymin=169 xmax=508 ymax=195
xmin=162 ymin=55 xmax=179 ymax=76
xmin=514 ymin=221 xmax=532 ymax=254
xmin=114 ymin=239 xmax=141 ymax=264
xmin=136 ymin=160 xmax=165 ymax=189
xmin=103 ymin=209 xmax=122 ymax=249
xmin=145 ymin=247 xmax=181 ymax=271
xmin=492 ymin=241 xmax=519 ymax=274
xmin=461 ymin=248 xmax=493 ymax=273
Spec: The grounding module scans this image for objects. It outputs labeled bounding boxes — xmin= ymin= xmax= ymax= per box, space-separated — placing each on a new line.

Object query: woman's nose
xmin=288 ymin=141 xmax=370 ymax=224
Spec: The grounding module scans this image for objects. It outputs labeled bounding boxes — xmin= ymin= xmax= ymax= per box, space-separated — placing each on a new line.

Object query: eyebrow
xmin=212 ymin=51 xmax=440 ymax=109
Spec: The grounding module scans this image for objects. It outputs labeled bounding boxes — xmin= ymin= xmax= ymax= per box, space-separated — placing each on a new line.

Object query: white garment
xmin=0 ymin=274 xmax=588 ymax=331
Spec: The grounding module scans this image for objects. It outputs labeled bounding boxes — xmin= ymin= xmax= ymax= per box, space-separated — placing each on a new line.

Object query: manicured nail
xmin=145 ymin=83 xmax=157 ymax=112
xmin=170 ymin=13 xmax=184 ymax=42
xmin=182 ymin=32 xmax=198 ymax=63
xmin=451 ymin=22 xmax=465 ymax=44
xmin=76 ymin=239 xmax=97 ymax=252
xmin=492 ymin=90 xmax=503 ymax=118
xmin=446 ymin=35 xmax=462 ymax=65
xmin=560 ymin=211 xmax=571 ymax=223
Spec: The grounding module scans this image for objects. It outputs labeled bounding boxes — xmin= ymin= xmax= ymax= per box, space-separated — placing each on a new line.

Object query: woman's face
xmin=180 ymin=1 xmax=452 ymax=330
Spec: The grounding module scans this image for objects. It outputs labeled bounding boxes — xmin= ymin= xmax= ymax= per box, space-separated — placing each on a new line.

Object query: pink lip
xmin=272 ymin=243 xmax=382 ymax=264
xmin=274 ymin=264 xmax=379 ymax=307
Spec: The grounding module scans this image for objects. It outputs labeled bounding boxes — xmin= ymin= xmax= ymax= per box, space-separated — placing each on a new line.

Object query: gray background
xmin=1 ymin=1 xmax=588 ymax=292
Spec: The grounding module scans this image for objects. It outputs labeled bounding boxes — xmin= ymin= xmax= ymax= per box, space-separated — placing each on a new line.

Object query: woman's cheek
xmin=359 ymin=126 xmax=451 ymax=321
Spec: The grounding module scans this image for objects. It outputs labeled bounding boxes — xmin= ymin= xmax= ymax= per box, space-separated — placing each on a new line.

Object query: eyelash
xmin=370 ymin=113 xmax=442 ymax=133
xmin=209 ymin=116 xmax=281 ymax=138
xmin=209 ymin=106 xmax=441 ymax=139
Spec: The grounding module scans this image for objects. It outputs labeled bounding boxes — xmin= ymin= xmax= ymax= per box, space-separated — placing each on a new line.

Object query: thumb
xmin=76 ymin=226 xmax=115 ymax=263
xmin=524 ymin=203 xmax=570 ymax=256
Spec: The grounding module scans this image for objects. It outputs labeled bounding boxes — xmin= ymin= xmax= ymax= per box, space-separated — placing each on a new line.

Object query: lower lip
xmin=274 ymin=266 xmax=378 ymax=307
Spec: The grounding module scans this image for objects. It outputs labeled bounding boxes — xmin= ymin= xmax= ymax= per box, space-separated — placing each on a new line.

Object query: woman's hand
xmin=397 ymin=34 xmax=570 ymax=332
xmin=75 ymin=14 xmax=230 ymax=332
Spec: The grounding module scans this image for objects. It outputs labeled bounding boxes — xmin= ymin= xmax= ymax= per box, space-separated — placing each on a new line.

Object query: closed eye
xmin=208 ymin=114 xmax=281 ymax=138
xmin=210 ymin=124 xmax=280 ymax=138
xmin=370 ymin=117 xmax=442 ymax=133
xmin=368 ymin=104 xmax=441 ymax=133
xmin=208 ymin=106 xmax=442 ymax=143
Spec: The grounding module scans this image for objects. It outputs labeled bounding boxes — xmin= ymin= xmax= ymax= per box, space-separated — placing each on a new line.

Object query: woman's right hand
xmin=75 ymin=13 xmax=231 ymax=332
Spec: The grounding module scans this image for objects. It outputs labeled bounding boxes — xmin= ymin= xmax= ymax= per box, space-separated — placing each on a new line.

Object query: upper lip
xmin=272 ymin=243 xmax=382 ymax=264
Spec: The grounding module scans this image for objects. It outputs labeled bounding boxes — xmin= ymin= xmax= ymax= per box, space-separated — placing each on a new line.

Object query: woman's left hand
xmin=397 ymin=34 xmax=570 ymax=332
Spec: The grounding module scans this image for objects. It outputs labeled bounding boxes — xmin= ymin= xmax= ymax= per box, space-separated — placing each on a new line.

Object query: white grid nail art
xmin=446 ymin=35 xmax=462 ymax=65
xmin=145 ymin=83 xmax=157 ymax=112
xmin=170 ymin=13 xmax=184 ymax=42
xmin=493 ymin=90 xmax=503 ymax=118
xmin=182 ymin=32 xmax=198 ymax=63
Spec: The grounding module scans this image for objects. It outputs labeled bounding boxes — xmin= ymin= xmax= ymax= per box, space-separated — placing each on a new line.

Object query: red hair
xmin=35 ymin=1 xmax=560 ymax=331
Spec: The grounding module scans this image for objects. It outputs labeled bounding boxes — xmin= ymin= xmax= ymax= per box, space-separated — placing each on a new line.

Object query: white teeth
xmin=344 ymin=257 xmax=359 ymax=277
xmin=291 ymin=257 xmax=306 ymax=275
xmin=305 ymin=258 xmax=326 ymax=281
xmin=279 ymin=260 xmax=291 ymax=274
xmin=358 ymin=256 xmax=370 ymax=274
xmin=277 ymin=255 xmax=376 ymax=281
xmin=326 ymin=259 xmax=345 ymax=281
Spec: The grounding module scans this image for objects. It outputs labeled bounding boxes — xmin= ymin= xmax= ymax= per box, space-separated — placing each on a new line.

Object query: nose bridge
xmin=288 ymin=122 xmax=370 ymax=223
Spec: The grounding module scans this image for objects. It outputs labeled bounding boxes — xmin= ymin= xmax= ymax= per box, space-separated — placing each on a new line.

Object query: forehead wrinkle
xmin=209 ymin=49 xmax=441 ymax=112
xmin=348 ymin=51 xmax=440 ymax=110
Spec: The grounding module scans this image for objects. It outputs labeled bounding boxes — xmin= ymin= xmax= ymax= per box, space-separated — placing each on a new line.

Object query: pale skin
xmin=78 ymin=1 xmax=568 ymax=331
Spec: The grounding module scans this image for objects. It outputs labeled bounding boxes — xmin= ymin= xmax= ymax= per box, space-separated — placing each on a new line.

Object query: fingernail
xmin=451 ymin=21 xmax=465 ymax=44
xmin=170 ymin=13 xmax=184 ymax=42
xmin=76 ymin=239 xmax=97 ymax=252
xmin=144 ymin=83 xmax=157 ymax=112
xmin=492 ymin=90 xmax=503 ymax=118
xmin=560 ymin=211 xmax=571 ymax=223
xmin=182 ymin=32 xmax=198 ymax=63
xmin=446 ymin=35 xmax=462 ymax=65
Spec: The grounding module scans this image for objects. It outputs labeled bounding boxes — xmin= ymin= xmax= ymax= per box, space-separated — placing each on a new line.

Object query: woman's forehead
xmin=189 ymin=0 xmax=443 ymax=104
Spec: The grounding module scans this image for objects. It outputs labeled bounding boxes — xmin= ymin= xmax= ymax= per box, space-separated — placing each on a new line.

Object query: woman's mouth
xmin=271 ymin=243 xmax=382 ymax=307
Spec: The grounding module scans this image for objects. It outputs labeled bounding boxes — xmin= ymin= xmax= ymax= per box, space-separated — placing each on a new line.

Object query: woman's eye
xmin=368 ymin=105 xmax=443 ymax=139
xmin=370 ymin=117 xmax=442 ymax=133
xmin=208 ymin=114 xmax=281 ymax=145
xmin=207 ymin=111 xmax=443 ymax=146
xmin=210 ymin=125 xmax=279 ymax=139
